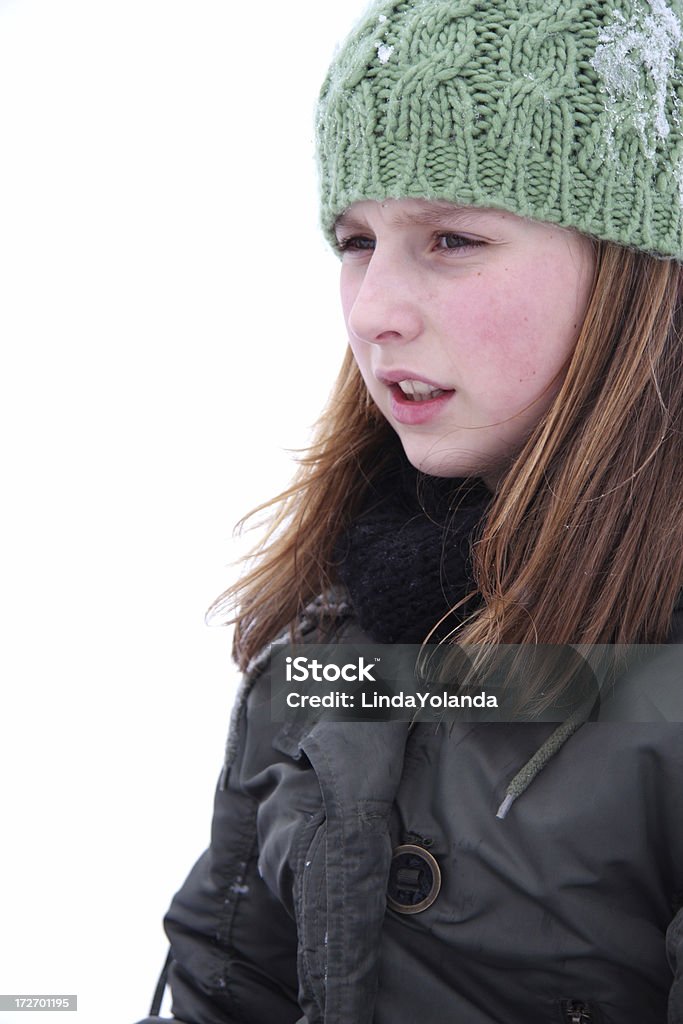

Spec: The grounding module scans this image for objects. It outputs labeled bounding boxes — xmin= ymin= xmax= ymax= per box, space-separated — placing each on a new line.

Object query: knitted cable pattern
xmin=316 ymin=0 xmax=683 ymax=260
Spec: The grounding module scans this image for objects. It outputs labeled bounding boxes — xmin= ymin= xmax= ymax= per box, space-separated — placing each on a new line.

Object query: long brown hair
xmin=209 ymin=241 xmax=683 ymax=669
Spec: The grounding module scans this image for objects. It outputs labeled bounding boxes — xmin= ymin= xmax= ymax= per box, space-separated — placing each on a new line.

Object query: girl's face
xmin=336 ymin=199 xmax=596 ymax=487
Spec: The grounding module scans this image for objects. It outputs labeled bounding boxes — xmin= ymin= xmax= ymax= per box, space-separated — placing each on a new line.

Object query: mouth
xmin=378 ymin=372 xmax=456 ymax=425
xmin=393 ymin=379 xmax=450 ymax=402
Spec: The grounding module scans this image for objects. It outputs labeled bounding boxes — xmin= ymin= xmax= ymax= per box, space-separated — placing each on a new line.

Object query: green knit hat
xmin=316 ymin=0 xmax=683 ymax=260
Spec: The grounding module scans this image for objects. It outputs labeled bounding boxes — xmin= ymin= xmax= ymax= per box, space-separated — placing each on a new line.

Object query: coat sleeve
xmin=668 ymin=906 xmax=683 ymax=1024
xmin=136 ymin=662 xmax=309 ymax=1024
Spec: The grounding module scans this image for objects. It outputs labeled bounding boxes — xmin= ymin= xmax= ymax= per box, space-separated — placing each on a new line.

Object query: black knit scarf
xmin=333 ymin=455 xmax=492 ymax=644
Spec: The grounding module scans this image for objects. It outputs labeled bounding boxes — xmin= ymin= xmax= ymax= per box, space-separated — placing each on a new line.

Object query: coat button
xmin=386 ymin=843 xmax=441 ymax=914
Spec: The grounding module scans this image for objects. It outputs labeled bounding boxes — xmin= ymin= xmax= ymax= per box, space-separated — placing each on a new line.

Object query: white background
xmin=0 ymin=1 xmax=370 ymax=1021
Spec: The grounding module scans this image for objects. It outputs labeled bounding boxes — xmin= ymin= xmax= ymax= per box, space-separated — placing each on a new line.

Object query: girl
xmin=137 ymin=1 xmax=683 ymax=1021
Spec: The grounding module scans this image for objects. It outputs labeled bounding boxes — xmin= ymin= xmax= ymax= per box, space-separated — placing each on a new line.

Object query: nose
xmin=344 ymin=247 xmax=423 ymax=346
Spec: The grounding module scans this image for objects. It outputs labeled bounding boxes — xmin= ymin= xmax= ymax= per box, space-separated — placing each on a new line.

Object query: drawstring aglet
xmin=496 ymin=792 xmax=516 ymax=819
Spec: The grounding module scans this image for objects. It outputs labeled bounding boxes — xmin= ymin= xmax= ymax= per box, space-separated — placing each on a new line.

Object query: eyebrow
xmin=333 ymin=202 xmax=485 ymax=233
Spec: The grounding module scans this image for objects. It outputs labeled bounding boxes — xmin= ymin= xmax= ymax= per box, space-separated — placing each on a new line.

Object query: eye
xmin=333 ymin=234 xmax=375 ymax=254
xmin=436 ymin=233 xmax=484 ymax=252
xmin=333 ymin=231 xmax=486 ymax=256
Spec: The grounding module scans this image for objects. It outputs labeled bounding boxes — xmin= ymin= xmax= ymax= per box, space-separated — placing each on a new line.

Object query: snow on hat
xmin=316 ymin=0 xmax=683 ymax=260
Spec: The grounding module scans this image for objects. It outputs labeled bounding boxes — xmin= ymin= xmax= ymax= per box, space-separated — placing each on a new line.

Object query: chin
xmin=400 ymin=444 xmax=471 ymax=479
xmin=398 ymin=439 xmax=501 ymax=484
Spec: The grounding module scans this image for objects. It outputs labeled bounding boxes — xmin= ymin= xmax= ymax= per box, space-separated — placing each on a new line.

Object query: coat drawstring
xmin=495 ymin=704 xmax=589 ymax=819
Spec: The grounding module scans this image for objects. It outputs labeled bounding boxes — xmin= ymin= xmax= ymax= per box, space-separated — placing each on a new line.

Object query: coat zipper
xmin=561 ymin=1001 xmax=594 ymax=1023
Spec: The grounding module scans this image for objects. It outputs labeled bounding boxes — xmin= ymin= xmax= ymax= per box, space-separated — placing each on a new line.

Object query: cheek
xmin=347 ymin=336 xmax=369 ymax=379
xmin=340 ymin=272 xmax=376 ymax=385
xmin=439 ymin=285 xmax=540 ymax=388
xmin=450 ymin=267 xmax=585 ymax=396
xmin=342 ymin=310 xmax=373 ymax=387
xmin=339 ymin=271 xmax=357 ymax=327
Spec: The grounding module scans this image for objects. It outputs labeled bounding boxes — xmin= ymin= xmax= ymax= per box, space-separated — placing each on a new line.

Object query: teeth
xmin=398 ymin=379 xmax=432 ymax=395
xmin=397 ymin=379 xmax=446 ymax=402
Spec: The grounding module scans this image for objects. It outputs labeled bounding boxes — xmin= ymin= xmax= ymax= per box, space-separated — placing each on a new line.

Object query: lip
xmin=376 ymin=370 xmax=456 ymax=425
